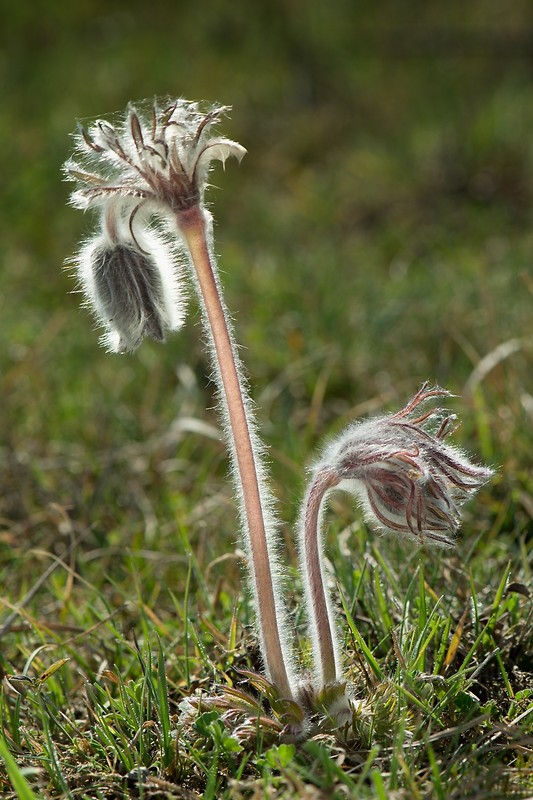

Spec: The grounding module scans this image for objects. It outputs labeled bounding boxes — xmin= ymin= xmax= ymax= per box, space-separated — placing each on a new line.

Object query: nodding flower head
xmin=63 ymin=98 xmax=246 ymax=217
xmin=63 ymin=98 xmax=245 ymax=352
xmin=316 ymin=384 xmax=493 ymax=546
xmin=75 ymin=202 xmax=187 ymax=353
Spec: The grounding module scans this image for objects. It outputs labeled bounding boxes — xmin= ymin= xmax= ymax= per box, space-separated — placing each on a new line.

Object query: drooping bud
xmin=314 ymin=384 xmax=493 ymax=546
xmin=299 ymin=384 xmax=494 ymax=691
xmin=75 ymin=207 xmax=187 ymax=352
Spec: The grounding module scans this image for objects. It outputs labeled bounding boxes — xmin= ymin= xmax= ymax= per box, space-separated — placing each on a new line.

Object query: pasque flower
xmin=299 ymin=384 xmax=493 ymax=689
xmin=320 ymin=383 xmax=493 ymax=544
xmin=64 ymin=100 xmax=297 ymax=701
xmin=64 ymin=99 xmax=245 ymax=352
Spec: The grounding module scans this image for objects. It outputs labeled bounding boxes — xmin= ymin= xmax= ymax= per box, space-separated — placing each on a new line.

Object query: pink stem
xmin=177 ymin=205 xmax=293 ymax=700
xmin=301 ymin=468 xmax=341 ymax=687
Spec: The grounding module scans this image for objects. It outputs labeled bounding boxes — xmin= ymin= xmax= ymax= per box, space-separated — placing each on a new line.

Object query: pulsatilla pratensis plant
xmin=298 ymin=383 xmax=493 ymax=694
xmin=63 ymin=98 xmax=492 ymax=736
xmin=64 ymin=98 xmax=296 ymax=703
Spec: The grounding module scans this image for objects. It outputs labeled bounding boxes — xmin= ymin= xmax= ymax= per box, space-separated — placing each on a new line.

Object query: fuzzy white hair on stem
xmin=299 ymin=384 xmax=493 ymax=690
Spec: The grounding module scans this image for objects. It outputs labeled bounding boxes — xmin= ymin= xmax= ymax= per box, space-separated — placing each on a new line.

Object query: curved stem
xmin=300 ymin=467 xmax=341 ymax=687
xmin=176 ymin=205 xmax=293 ymax=699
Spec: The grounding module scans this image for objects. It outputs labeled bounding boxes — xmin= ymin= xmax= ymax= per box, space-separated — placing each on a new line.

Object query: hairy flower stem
xmin=177 ymin=205 xmax=293 ymax=700
xmin=300 ymin=386 xmax=493 ymax=693
xmin=300 ymin=468 xmax=342 ymax=688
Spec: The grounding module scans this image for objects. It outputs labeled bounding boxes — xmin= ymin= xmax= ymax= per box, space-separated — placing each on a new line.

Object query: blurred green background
xmin=1 ymin=0 xmax=532 ymax=583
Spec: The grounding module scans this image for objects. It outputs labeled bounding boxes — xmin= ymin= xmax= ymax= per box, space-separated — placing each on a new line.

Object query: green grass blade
xmin=0 ymin=736 xmax=41 ymax=800
xmin=339 ymin=586 xmax=383 ymax=680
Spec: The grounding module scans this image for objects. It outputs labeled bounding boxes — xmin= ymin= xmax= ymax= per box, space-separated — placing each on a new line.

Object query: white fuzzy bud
xmin=75 ymin=214 xmax=187 ymax=353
